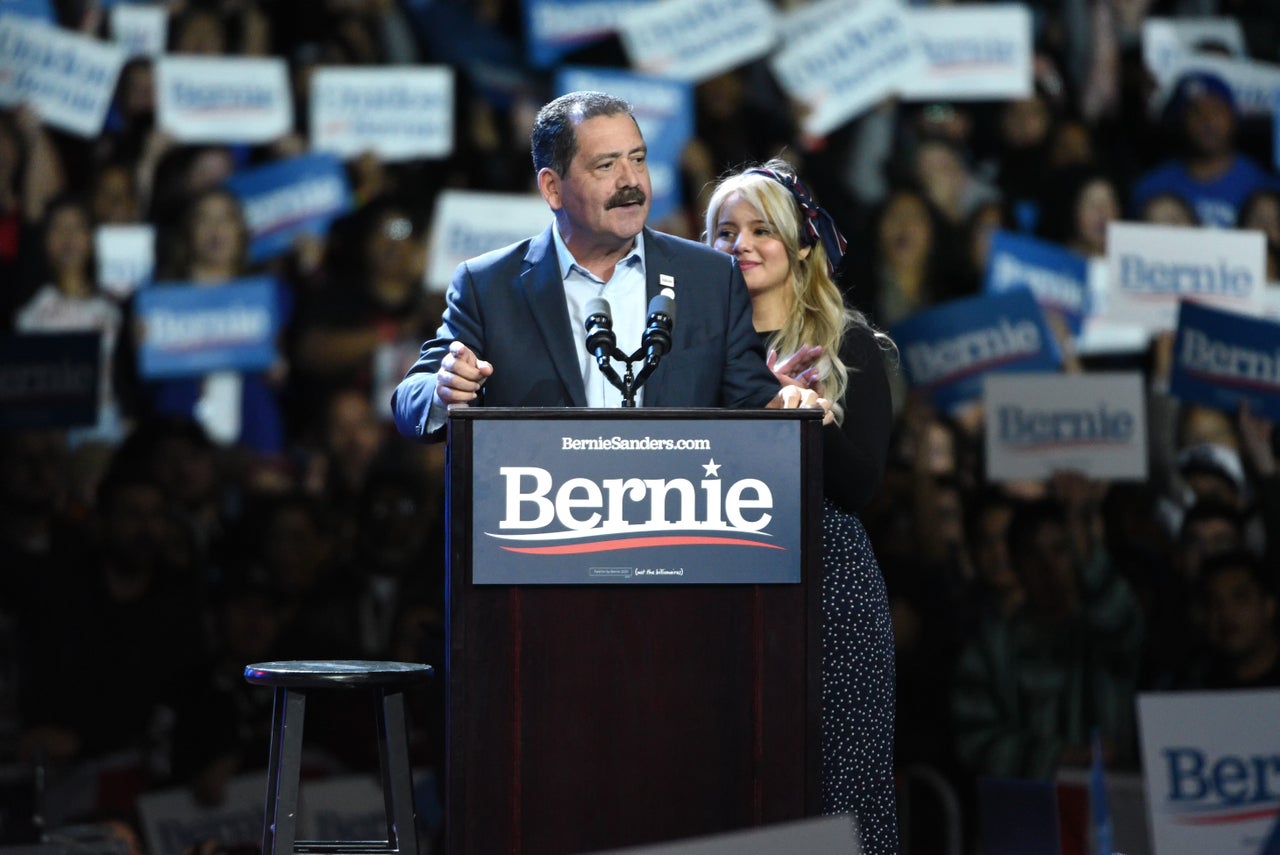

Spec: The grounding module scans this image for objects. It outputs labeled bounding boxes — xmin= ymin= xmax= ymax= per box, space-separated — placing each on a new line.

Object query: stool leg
xmin=378 ymin=687 xmax=419 ymax=854
xmin=263 ymin=687 xmax=307 ymax=855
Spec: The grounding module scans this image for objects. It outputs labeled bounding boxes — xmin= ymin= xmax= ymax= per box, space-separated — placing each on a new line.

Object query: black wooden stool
xmin=244 ymin=660 xmax=433 ymax=855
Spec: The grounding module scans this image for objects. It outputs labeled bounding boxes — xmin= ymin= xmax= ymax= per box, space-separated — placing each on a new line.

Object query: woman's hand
xmin=768 ymin=345 xmax=825 ymax=396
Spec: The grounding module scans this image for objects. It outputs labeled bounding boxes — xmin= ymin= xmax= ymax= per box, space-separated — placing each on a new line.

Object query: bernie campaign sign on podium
xmin=1170 ymin=300 xmax=1280 ymax=423
xmin=224 ymin=153 xmax=353 ymax=264
xmin=555 ymin=66 xmax=691 ymax=223
xmin=469 ymin=417 xmax=803 ymax=586
xmin=984 ymin=229 xmax=1090 ymax=336
xmin=135 ymin=277 xmax=282 ymax=380
xmin=890 ymin=288 xmax=1062 ymax=413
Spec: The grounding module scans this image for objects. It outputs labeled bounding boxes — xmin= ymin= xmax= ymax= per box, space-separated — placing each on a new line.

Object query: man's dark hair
xmin=530 ymin=91 xmax=635 ymax=177
xmin=1005 ymin=497 xmax=1067 ymax=560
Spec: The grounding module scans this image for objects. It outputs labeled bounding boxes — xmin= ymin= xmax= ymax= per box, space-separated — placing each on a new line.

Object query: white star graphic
xmin=702 ymin=458 xmax=721 ymax=477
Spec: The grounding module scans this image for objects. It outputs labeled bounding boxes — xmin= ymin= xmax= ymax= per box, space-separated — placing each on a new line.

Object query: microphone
xmin=641 ymin=293 xmax=676 ymax=364
xmin=584 ymin=297 xmax=617 ymax=366
xmin=632 ymin=293 xmax=676 ymax=394
xmin=584 ymin=296 xmax=628 ymax=400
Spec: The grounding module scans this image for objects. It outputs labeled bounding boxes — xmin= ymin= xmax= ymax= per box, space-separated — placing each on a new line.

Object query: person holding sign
xmin=703 ymin=161 xmax=898 ymax=854
xmin=391 ymin=91 xmax=827 ymax=438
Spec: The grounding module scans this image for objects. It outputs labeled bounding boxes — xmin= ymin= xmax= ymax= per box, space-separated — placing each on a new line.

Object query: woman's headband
xmin=746 ymin=166 xmax=847 ymax=277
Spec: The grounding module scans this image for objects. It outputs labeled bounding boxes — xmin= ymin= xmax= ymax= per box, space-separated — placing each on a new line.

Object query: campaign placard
xmin=469 ymin=417 xmax=803 ymax=585
xmin=890 ymin=289 xmax=1062 ymax=412
xmin=95 ymin=223 xmax=154 ymax=298
xmin=1159 ymin=53 xmax=1280 ymax=117
xmin=1142 ymin=17 xmax=1247 ymax=86
xmin=523 ymin=0 xmax=652 ymax=68
xmin=983 ymin=372 xmax=1148 ymax=482
xmin=556 ymin=66 xmax=692 ymax=223
xmin=224 ymin=153 xmax=352 ymax=264
xmin=0 ymin=0 xmax=54 ymax=23
xmin=310 ymin=65 xmax=453 ymax=162
xmin=769 ymin=0 xmax=925 ymax=136
xmin=0 ymin=332 xmax=99 ymax=429
xmin=138 ymin=773 xmax=263 ymax=855
xmin=1104 ymin=222 xmax=1267 ymax=333
xmin=898 ymin=4 xmax=1033 ymax=102
xmin=425 ymin=190 xmax=551 ymax=293
xmin=618 ymin=0 xmax=775 ymax=83
xmin=984 ymin=229 xmax=1090 ymax=336
xmin=109 ymin=2 xmax=167 ymax=57
xmin=0 ymin=16 xmax=126 ymax=137
xmin=134 ymin=277 xmax=281 ymax=379
xmin=1137 ymin=690 xmax=1280 ymax=855
xmin=1170 ymin=300 xmax=1280 ymax=422
xmin=156 ymin=55 xmax=292 ymax=143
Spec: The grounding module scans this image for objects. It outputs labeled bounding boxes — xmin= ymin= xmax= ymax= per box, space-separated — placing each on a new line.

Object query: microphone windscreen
xmin=647 ymin=293 xmax=675 ymax=325
xmin=585 ymin=296 xmax=613 ymax=321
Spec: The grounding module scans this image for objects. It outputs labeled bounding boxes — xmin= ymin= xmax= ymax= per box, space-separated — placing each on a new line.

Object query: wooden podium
xmin=444 ymin=408 xmax=824 ymax=854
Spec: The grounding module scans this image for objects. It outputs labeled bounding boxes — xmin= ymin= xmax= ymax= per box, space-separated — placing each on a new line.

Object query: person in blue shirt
xmin=1129 ymin=71 xmax=1280 ymax=228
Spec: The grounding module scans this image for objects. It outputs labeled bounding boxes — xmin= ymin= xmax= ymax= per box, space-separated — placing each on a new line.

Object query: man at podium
xmin=391 ymin=90 xmax=827 ymax=438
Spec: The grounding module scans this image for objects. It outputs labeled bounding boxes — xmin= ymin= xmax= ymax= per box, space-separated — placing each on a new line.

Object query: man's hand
xmin=435 ymin=341 xmax=493 ymax=409
xmin=768 ymin=384 xmax=834 ymax=425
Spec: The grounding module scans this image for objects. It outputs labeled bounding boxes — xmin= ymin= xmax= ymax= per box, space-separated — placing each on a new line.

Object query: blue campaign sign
xmin=469 ymin=418 xmax=803 ymax=585
xmin=223 ymin=153 xmax=352 ymax=263
xmin=891 ymin=288 xmax=1062 ymax=412
xmin=555 ymin=66 xmax=693 ymax=222
xmin=135 ymin=277 xmax=282 ymax=379
xmin=524 ymin=0 xmax=644 ymax=68
xmin=1170 ymin=300 xmax=1280 ymax=422
xmin=0 ymin=332 xmax=99 ymax=429
xmin=0 ymin=0 xmax=55 ymax=23
xmin=984 ymin=229 xmax=1090 ymax=335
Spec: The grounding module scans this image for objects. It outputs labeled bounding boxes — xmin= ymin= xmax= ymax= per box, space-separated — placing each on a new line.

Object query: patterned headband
xmin=746 ymin=166 xmax=848 ymax=278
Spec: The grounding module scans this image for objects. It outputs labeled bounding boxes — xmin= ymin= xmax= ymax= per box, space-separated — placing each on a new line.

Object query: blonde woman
xmin=705 ymin=160 xmax=898 ymax=854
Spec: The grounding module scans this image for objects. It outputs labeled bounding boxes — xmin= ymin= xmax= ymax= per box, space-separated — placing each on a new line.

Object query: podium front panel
xmin=445 ymin=409 xmax=824 ymax=854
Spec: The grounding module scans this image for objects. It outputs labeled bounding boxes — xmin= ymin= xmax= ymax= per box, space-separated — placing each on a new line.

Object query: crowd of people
xmin=2 ymin=0 xmax=1280 ymax=852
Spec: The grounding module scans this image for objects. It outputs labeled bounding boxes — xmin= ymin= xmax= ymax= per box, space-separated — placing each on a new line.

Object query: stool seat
xmin=245 ymin=660 xmax=433 ymax=689
xmin=245 ymin=659 xmax=433 ymax=855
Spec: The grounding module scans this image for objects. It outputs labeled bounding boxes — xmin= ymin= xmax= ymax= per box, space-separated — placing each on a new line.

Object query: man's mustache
xmin=606 ymin=188 xmax=647 ymax=209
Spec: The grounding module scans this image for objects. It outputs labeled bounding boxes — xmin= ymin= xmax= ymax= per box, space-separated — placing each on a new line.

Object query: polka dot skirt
xmin=821 ymin=499 xmax=899 ymax=854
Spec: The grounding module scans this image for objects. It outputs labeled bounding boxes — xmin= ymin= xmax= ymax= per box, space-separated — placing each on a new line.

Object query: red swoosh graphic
xmin=500 ymin=536 xmax=786 ymax=555
xmin=1173 ymin=805 xmax=1280 ymax=825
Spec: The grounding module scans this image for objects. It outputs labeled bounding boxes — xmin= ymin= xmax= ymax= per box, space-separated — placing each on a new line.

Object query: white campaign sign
xmin=618 ymin=0 xmax=776 ymax=83
xmin=1142 ymin=17 xmax=1247 ymax=86
xmin=1159 ymin=53 xmax=1280 ymax=117
xmin=1138 ymin=690 xmax=1280 ymax=855
xmin=109 ymin=3 xmax=167 ymax=57
xmin=1103 ymin=222 xmax=1267 ymax=333
xmin=770 ymin=0 xmax=925 ymax=136
xmin=983 ymin=372 xmax=1148 ymax=482
xmin=898 ymin=5 xmax=1033 ymax=102
xmin=95 ymin=224 xmax=155 ymax=298
xmin=426 ymin=190 xmax=551 ymax=293
xmin=310 ymin=66 xmax=454 ymax=161
xmin=156 ymin=55 xmax=292 ymax=143
xmin=0 ymin=17 xmax=126 ymax=137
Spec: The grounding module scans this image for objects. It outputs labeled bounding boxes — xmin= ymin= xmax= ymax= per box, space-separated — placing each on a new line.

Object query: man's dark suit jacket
xmin=391 ymin=225 xmax=779 ymax=440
